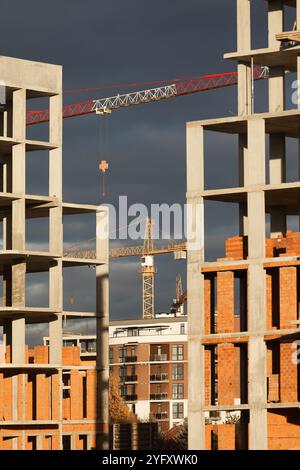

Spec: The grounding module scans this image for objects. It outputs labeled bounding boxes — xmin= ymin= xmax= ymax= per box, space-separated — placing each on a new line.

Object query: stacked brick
xmin=225 ymin=231 xmax=300 ymax=260
xmin=0 ymin=345 xmax=99 ymax=450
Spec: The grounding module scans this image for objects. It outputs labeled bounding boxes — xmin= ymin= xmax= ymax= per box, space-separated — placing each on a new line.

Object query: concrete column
xmin=49 ymin=261 xmax=62 ymax=364
xmin=238 ymin=63 xmax=252 ymax=116
xmin=239 ymin=133 xmax=248 ymax=234
xmin=297 ymin=56 xmax=300 ymax=110
xmin=268 ymin=0 xmax=283 ymax=50
xmin=187 ymin=123 xmax=205 ymax=450
xmin=49 ymin=207 xmax=62 ymax=255
xmin=297 ymin=0 xmax=300 ymax=29
xmin=96 ymin=206 xmax=109 ymax=450
xmin=11 ymin=261 xmax=26 ymax=364
xmin=248 ymin=265 xmax=268 ymax=449
xmin=12 ymin=89 xmax=26 ymax=141
xmin=246 ymin=117 xmax=268 ymax=448
xmin=237 ymin=0 xmax=251 ymax=116
xmin=248 ymin=334 xmax=268 ymax=449
xmin=237 ymin=0 xmax=251 ymax=52
xmin=246 ymin=119 xmax=266 ymax=187
xmin=49 ymin=93 xmax=62 ymax=198
xmin=11 ymin=316 xmax=25 ymax=363
xmin=248 ymin=192 xmax=265 ymax=259
xmin=246 ymin=119 xmax=266 ymax=260
xmin=269 ymin=68 xmax=285 ymax=112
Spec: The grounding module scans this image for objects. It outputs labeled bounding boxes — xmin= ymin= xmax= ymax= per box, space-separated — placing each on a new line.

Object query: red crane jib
xmin=26 ymin=67 xmax=267 ymax=126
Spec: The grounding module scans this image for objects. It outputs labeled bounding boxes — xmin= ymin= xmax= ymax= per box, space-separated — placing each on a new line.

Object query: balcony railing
xmin=119 ymin=375 xmax=138 ymax=382
xmin=124 ymin=394 xmax=138 ymax=401
xmin=150 ymin=393 xmax=168 ymax=400
xmin=151 ymin=412 xmax=168 ymax=420
xmin=150 ymin=373 xmax=168 ymax=382
xmin=149 ymin=354 xmax=168 ymax=362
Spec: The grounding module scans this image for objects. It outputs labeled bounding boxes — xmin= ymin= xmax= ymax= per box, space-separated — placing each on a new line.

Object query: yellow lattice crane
xmin=64 ymin=218 xmax=186 ymax=319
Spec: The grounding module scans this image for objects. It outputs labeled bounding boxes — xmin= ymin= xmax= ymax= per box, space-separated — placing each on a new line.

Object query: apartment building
xmin=53 ymin=315 xmax=188 ymax=433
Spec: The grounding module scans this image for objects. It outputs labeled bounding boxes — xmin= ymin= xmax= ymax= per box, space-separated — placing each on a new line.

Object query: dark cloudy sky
xmin=0 ymin=0 xmax=298 ymax=342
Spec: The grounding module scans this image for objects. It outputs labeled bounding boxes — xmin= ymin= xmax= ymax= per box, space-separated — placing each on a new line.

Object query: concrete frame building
xmin=0 ymin=56 xmax=109 ymax=450
xmin=188 ymin=0 xmax=300 ymax=450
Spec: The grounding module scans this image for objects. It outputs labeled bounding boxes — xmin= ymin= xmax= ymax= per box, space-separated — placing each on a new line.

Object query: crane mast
xmin=141 ymin=218 xmax=156 ymax=320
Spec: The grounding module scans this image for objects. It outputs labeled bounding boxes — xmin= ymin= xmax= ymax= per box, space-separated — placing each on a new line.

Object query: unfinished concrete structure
xmin=187 ymin=0 xmax=300 ymax=450
xmin=0 ymin=56 xmax=109 ymax=450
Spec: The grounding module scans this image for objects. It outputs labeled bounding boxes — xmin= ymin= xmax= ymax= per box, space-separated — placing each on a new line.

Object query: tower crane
xmin=171 ymin=274 xmax=187 ymax=316
xmin=64 ymin=221 xmax=186 ymax=320
xmin=26 ymin=66 xmax=269 ymax=125
xmin=42 ymin=65 xmax=268 ymax=318
xmin=141 ymin=218 xmax=156 ymax=319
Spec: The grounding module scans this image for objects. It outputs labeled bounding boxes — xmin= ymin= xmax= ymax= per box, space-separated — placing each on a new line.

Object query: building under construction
xmin=0 ymin=56 xmax=109 ymax=450
xmin=188 ymin=0 xmax=300 ymax=450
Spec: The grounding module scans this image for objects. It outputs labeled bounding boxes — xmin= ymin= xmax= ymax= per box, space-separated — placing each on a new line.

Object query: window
xmin=79 ymin=435 xmax=87 ymax=450
xmin=172 ymin=364 xmax=184 ymax=380
xmin=62 ymin=373 xmax=70 ymax=387
xmin=87 ymin=340 xmax=96 ymax=352
xmin=119 ymin=347 xmax=126 ymax=362
xmin=157 ymin=403 xmax=162 ymax=413
xmin=63 ymin=339 xmax=76 ymax=347
xmin=157 ymin=345 xmax=162 ymax=356
xmin=172 ymin=345 xmax=184 ymax=361
xmin=119 ymin=385 xmax=126 ymax=398
xmin=119 ymin=366 xmax=126 ymax=379
xmin=62 ymin=435 xmax=71 ymax=450
xmin=173 ymin=402 xmax=184 ymax=420
xmin=156 ymin=384 xmax=162 ymax=394
xmin=172 ymin=384 xmax=184 ymax=399
xmin=109 ymin=347 xmax=114 ymax=364
xmin=63 ymin=389 xmax=70 ymax=399
xmin=128 ymin=328 xmax=138 ymax=337
xmin=130 ymin=365 xmax=136 ymax=377
xmin=130 ymin=346 xmax=136 ymax=357
xmin=180 ymin=324 xmax=185 ymax=334
xmin=27 ymin=436 xmax=37 ymax=450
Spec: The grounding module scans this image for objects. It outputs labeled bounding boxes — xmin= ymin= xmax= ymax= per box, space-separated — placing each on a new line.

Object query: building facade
xmin=55 ymin=315 xmax=188 ymax=433
xmin=187 ymin=0 xmax=300 ymax=450
xmin=0 ymin=56 xmax=109 ymax=450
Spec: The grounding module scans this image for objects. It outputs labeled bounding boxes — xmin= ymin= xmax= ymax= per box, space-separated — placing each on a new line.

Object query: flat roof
xmin=109 ymin=316 xmax=187 ymax=327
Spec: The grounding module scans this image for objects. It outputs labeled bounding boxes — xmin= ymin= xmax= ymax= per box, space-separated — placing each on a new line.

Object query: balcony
xmin=124 ymin=356 xmax=137 ymax=363
xmin=119 ymin=375 xmax=138 ymax=383
xmin=150 ymin=412 xmax=168 ymax=420
xmin=124 ymin=394 xmax=138 ymax=401
xmin=150 ymin=373 xmax=168 ymax=382
xmin=150 ymin=354 xmax=168 ymax=362
xmin=150 ymin=393 xmax=168 ymax=400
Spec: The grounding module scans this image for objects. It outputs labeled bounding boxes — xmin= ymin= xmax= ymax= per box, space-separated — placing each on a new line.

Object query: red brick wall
xmin=268 ymin=410 xmax=300 ymax=450
xmin=280 ymin=341 xmax=298 ymax=403
xmin=205 ymin=424 xmax=235 ymax=450
xmin=204 ymin=277 xmax=212 ymax=335
xmin=216 ymin=271 xmax=234 ymax=333
xmin=218 ymin=424 xmax=235 ymax=450
xmin=279 ymin=267 xmax=297 ymax=329
xmin=217 ymin=343 xmax=235 ymax=405
xmin=204 ymin=348 xmax=211 ymax=406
